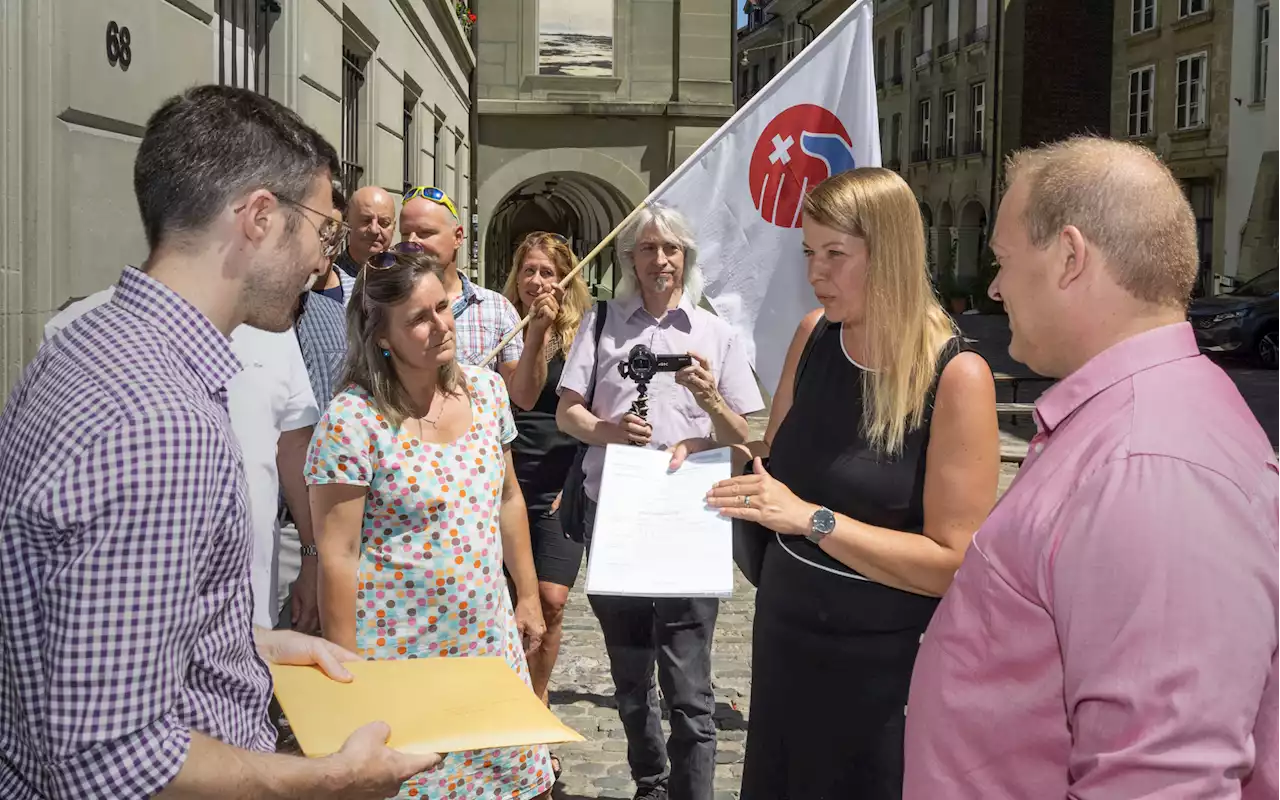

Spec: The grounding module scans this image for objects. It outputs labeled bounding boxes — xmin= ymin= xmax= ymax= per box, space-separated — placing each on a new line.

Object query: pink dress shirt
xmin=558 ymin=293 xmax=764 ymax=500
xmin=905 ymin=322 xmax=1278 ymax=799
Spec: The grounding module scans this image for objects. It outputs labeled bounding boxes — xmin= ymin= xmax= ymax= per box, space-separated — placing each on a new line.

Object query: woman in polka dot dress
xmin=307 ymin=245 xmax=553 ymax=799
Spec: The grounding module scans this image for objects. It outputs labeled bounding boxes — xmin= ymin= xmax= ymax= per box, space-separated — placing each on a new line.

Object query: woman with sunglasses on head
xmin=306 ymin=243 xmax=554 ymax=800
xmin=499 ymin=232 xmax=592 ymax=780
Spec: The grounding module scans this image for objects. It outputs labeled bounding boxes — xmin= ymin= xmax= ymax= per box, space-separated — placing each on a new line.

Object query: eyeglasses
xmin=367 ymin=241 xmax=427 ymax=270
xmin=403 ymin=186 xmax=459 ymax=219
xmin=277 ymin=197 xmax=349 ymax=261
xmin=521 ymin=231 xmax=568 ymax=246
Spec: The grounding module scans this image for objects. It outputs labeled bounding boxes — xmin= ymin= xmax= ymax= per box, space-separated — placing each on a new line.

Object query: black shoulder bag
xmin=732 ymin=315 xmax=830 ymax=586
xmin=559 ymin=301 xmax=609 ymax=543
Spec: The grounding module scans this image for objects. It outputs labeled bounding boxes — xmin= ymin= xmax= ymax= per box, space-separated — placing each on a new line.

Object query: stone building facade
xmin=1110 ymin=0 xmax=1236 ymax=294
xmin=0 ymin=0 xmax=476 ymax=396
xmin=474 ymin=0 xmax=736 ymax=291
xmin=735 ymin=0 xmax=1114 ymax=294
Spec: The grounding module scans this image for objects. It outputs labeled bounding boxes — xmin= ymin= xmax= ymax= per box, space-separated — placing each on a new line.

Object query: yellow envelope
xmin=270 ymin=657 xmax=585 ymax=757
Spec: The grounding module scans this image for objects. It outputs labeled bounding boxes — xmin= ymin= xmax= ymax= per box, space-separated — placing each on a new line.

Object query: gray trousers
xmin=585 ymin=500 xmax=719 ymax=800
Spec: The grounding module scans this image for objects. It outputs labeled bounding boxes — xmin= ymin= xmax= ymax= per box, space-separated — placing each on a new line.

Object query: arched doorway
xmin=937 ymin=200 xmax=955 ymax=275
xmin=477 ymin=147 xmax=648 ymax=292
xmin=957 ymin=199 xmax=988 ymax=279
xmin=919 ymin=200 xmax=935 ymax=275
xmin=484 ymin=172 xmax=635 ymax=294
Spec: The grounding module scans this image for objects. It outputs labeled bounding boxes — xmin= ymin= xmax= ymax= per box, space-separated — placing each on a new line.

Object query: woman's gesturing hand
xmin=705 ymin=457 xmax=815 ymax=537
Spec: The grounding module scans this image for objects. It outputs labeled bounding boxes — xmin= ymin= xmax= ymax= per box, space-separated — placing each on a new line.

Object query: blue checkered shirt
xmin=453 ymin=274 xmax=523 ymax=370
xmin=295 ymin=291 xmax=349 ymax=409
xmin=0 ymin=268 xmax=274 ymax=798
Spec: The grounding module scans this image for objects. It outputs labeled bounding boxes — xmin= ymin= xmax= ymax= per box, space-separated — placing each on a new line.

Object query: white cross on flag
xmin=646 ymin=0 xmax=880 ymax=393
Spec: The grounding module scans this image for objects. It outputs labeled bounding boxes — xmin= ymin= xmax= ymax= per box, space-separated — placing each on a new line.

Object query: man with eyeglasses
xmin=400 ymin=186 xmax=548 ymax=410
xmin=0 ymin=85 xmax=438 ymax=798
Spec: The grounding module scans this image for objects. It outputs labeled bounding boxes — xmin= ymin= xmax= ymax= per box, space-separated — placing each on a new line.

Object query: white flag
xmin=648 ymin=0 xmax=879 ymax=393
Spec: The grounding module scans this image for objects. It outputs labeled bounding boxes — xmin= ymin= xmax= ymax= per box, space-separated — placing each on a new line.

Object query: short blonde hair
xmin=502 ymin=233 xmax=592 ymax=357
xmin=803 ymin=168 xmax=957 ymax=457
xmin=1005 ymin=136 xmax=1198 ymax=307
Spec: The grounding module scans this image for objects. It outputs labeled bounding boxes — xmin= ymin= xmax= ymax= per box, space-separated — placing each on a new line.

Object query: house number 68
xmin=106 ymin=21 xmax=132 ymax=70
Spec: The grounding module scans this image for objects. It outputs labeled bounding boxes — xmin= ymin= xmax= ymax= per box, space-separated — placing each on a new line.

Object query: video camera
xmin=617 ymin=344 xmax=693 ymax=428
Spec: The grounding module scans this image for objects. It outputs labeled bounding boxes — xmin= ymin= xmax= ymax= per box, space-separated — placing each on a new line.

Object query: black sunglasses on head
xmin=367 ymin=241 xmax=428 ymax=270
xmin=521 ymin=231 xmax=568 ymax=246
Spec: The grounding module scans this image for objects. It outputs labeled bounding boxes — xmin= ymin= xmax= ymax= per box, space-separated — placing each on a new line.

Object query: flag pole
xmin=478 ymin=199 xmax=649 ymax=367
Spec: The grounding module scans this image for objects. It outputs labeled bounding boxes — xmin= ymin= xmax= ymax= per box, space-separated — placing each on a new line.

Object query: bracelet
xmin=300 ymin=544 xmax=319 ymax=557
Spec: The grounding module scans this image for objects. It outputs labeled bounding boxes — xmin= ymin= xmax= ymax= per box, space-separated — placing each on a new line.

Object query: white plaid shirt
xmin=0 ymin=268 xmax=274 ymax=798
xmin=452 ymin=274 xmax=523 ymax=369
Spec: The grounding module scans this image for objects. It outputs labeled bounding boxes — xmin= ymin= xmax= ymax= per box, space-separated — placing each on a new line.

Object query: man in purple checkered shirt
xmin=0 ymin=86 xmax=440 ymax=799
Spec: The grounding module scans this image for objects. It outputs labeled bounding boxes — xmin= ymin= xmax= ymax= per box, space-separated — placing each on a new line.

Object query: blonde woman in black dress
xmin=673 ymin=168 xmax=1001 ymax=798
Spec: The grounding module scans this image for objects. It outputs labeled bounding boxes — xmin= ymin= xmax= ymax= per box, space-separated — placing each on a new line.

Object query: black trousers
xmin=585 ymin=500 xmax=719 ymax=800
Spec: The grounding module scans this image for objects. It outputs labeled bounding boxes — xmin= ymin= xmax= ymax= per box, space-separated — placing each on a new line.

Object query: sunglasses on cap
xmin=403 ymin=186 xmax=459 ymax=219
xmin=366 ymin=241 xmax=428 ymax=270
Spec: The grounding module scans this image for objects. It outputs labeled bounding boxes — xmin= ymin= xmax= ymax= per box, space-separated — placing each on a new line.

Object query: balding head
xmin=400 ymin=196 xmax=463 ymax=271
xmin=345 ymin=186 xmax=396 ymax=263
xmin=1005 ymin=137 xmax=1198 ymax=306
xmin=989 ymin=137 xmax=1198 ymax=377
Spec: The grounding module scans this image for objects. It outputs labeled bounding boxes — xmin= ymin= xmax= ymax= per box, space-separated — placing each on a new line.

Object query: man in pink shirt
xmin=904 ymin=136 xmax=1278 ymax=799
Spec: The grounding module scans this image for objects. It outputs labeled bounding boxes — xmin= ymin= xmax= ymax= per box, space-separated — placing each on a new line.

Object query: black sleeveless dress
xmin=511 ymin=351 xmax=585 ymax=587
xmin=739 ymin=321 xmax=967 ymax=800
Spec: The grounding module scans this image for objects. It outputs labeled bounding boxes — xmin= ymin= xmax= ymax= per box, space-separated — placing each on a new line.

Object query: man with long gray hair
xmin=904 ymin=137 xmax=1277 ymax=798
xmin=557 ymin=204 xmax=763 ymax=800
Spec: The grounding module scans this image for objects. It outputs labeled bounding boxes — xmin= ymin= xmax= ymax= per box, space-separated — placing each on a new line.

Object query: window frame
xmin=1179 ymin=0 xmax=1208 ymax=18
xmin=1131 ymin=0 xmax=1157 ymax=33
xmin=1175 ymin=51 xmax=1209 ymax=130
xmin=970 ymin=82 xmax=986 ymax=152
xmin=1256 ymin=3 xmax=1271 ymax=103
xmin=1127 ymin=64 xmax=1155 ymax=137
xmin=340 ymin=46 xmax=367 ymax=198
xmin=919 ymin=97 xmax=932 ymax=152
xmin=943 ymin=90 xmax=956 ymax=156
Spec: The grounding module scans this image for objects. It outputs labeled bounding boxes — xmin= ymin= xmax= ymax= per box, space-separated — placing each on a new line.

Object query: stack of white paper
xmin=585 ymin=445 xmax=734 ymax=598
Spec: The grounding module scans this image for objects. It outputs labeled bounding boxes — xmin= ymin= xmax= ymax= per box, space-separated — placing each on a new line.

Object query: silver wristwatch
xmin=300 ymin=544 xmax=319 ymax=557
xmin=807 ymin=507 xmax=836 ymax=544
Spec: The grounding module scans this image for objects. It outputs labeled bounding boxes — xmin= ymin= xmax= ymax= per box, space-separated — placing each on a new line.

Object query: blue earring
xmin=381 ymin=348 xmax=391 ymax=358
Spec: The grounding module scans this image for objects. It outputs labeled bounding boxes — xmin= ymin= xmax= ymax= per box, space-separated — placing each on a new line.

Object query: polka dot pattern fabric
xmin=306 ymin=365 xmax=552 ymax=799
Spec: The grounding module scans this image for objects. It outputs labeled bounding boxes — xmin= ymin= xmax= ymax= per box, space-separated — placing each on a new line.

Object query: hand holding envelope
xmin=270 ymin=657 xmax=585 ymax=758
xmin=255 ymin=629 xmax=445 ymax=793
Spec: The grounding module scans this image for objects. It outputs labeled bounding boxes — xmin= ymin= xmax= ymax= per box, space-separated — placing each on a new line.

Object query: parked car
xmin=1187 ymin=268 xmax=1278 ymax=368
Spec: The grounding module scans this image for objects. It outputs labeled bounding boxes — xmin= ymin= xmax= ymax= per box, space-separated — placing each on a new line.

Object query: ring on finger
xmin=742 ymin=495 xmax=751 ymax=508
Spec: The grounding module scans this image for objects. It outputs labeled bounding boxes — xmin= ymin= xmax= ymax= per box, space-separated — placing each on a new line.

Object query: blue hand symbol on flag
xmin=799 ymin=132 xmax=857 ymax=178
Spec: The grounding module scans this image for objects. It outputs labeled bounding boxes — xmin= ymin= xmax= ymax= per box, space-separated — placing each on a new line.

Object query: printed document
xmin=585 ymin=444 xmax=733 ymax=597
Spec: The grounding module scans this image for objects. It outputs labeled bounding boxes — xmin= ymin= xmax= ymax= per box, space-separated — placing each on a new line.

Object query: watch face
xmin=812 ymin=508 xmax=836 ymax=535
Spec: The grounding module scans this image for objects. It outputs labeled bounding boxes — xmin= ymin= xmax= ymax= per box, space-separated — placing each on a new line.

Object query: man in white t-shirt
xmin=44 ymin=280 xmax=321 ymax=630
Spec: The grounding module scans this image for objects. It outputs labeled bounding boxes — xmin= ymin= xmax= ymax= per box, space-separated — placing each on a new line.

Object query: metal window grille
xmin=341 ymin=48 xmax=366 ymax=198
xmin=217 ymin=0 xmax=278 ymax=95
xmin=403 ymin=98 xmax=415 ymax=195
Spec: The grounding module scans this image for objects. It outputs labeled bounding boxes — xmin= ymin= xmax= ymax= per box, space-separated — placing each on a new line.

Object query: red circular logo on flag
xmin=749 ymin=104 xmax=856 ymax=228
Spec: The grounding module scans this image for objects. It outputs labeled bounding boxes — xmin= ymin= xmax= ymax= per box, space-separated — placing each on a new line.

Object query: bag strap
xmin=584 ymin=300 xmax=609 ymax=408
xmin=792 ymin=315 xmax=831 ymax=396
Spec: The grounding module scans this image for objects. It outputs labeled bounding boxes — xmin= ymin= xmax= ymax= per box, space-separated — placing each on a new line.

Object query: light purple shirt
xmin=559 ymin=293 xmax=764 ymax=500
xmin=905 ymin=323 xmax=1278 ymax=799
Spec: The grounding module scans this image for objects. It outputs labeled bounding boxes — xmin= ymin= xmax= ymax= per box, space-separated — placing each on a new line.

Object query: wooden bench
xmin=996 ymin=402 xmax=1037 ymax=415
xmin=992 ymin=372 xmax=1052 ymax=425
